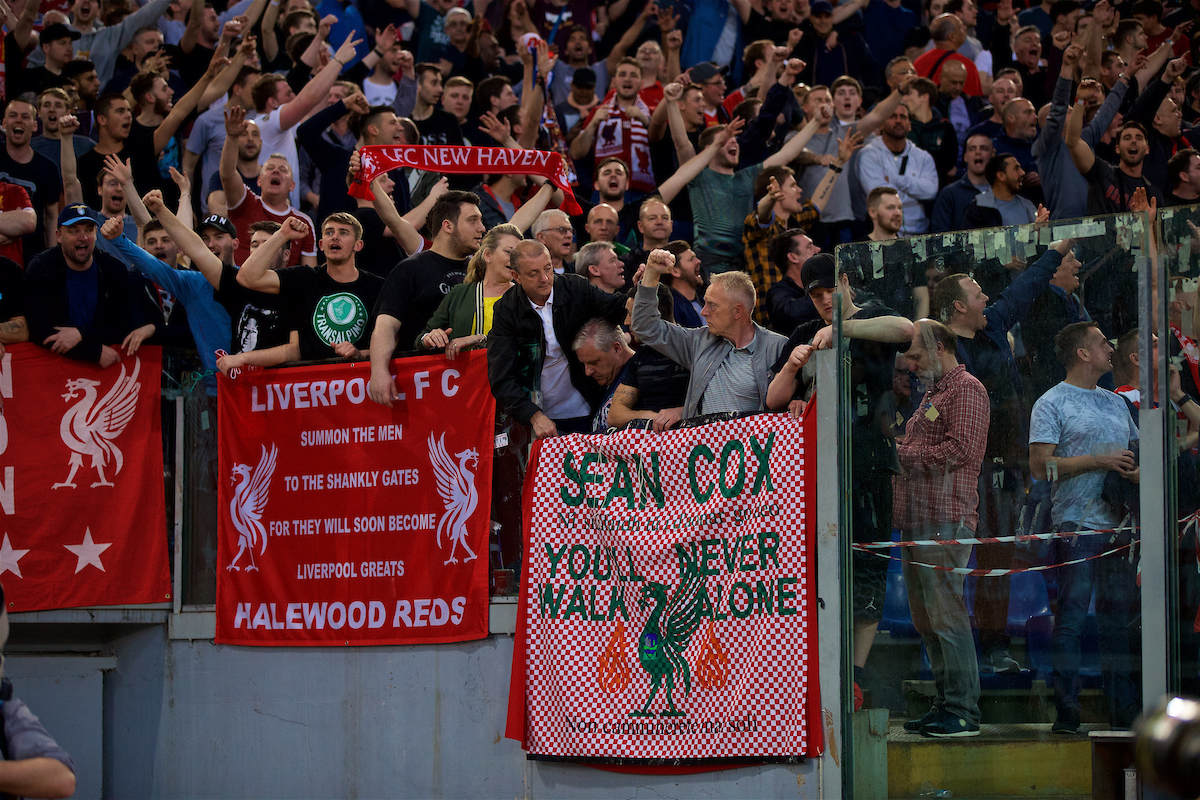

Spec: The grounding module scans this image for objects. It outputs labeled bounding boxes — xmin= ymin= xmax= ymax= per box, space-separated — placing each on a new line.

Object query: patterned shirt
xmin=742 ymin=208 xmax=819 ymax=326
xmin=893 ymin=364 xmax=990 ymax=531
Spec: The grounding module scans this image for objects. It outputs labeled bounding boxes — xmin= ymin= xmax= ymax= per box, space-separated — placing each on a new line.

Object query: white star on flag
xmin=64 ymin=528 xmax=112 ymax=574
xmin=0 ymin=534 xmax=29 ymax=578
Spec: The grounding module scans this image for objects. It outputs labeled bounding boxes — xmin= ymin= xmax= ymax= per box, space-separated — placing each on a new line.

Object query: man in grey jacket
xmin=1034 ymin=41 xmax=1129 ymax=220
xmin=632 ymin=249 xmax=786 ymax=419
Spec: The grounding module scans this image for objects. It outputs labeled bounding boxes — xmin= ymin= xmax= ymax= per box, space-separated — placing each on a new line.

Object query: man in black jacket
xmin=25 ymin=203 xmax=152 ymax=366
xmin=487 ymin=240 xmax=626 ymax=439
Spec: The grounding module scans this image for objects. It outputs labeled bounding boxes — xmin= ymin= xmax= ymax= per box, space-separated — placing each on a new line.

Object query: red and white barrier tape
xmin=855 ymin=524 xmax=1137 ymax=550
xmin=857 ymin=541 xmax=1135 ymax=576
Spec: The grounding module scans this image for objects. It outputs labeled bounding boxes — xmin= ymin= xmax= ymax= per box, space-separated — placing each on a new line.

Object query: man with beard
xmin=571 ymin=59 xmax=655 ymax=194
xmin=486 ymin=240 xmax=628 ymax=437
xmin=0 ymin=96 xmax=63 ymax=257
xmin=932 ymin=132 xmax=993 ymax=232
xmin=586 ymin=157 xmax=639 ymax=242
xmin=549 ymin=26 xmax=609 ymax=107
xmin=894 ymin=319 xmax=989 ymax=737
xmin=237 ymin=214 xmax=384 ymax=361
xmin=991 ymin=98 xmax=1042 ymax=201
xmin=207 ymin=119 xmax=263 ymax=217
xmin=764 ymin=228 xmax=821 ymax=334
xmin=146 ymin=194 xmax=299 ymax=374
xmin=25 ymin=204 xmax=154 ymax=366
xmin=220 ymin=107 xmax=317 ymax=267
xmin=964 ymin=154 xmax=1042 ymax=228
xmin=857 ymin=103 xmax=939 ymax=235
xmin=369 ymin=191 xmax=486 ymax=405
xmin=662 ymin=239 xmax=706 ymax=328
xmin=1066 ymin=111 xmax=1165 ymax=213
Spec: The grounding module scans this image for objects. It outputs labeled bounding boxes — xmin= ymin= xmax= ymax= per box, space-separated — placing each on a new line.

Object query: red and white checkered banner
xmin=505 ymin=409 xmax=821 ymax=762
xmin=0 ymin=344 xmax=170 ymax=611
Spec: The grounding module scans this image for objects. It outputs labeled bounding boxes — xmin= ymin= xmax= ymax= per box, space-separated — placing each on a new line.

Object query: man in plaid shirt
xmin=895 ymin=319 xmax=990 ymax=738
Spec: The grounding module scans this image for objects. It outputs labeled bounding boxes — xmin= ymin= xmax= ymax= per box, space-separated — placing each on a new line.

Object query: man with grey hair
xmin=575 ymin=242 xmax=624 ymax=293
xmin=488 ymin=240 xmax=627 ymax=438
xmin=532 ymin=209 xmax=575 ymax=274
xmin=633 ymin=250 xmax=786 ymax=418
xmin=572 ymin=318 xmax=636 ymax=431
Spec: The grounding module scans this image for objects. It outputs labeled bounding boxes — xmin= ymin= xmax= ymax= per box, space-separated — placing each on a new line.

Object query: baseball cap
xmin=688 ymin=62 xmax=727 ymax=84
xmin=40 ymin=22 xmax=81 ymax=43
xmin=572 ymin=67 xmax=597 ymax=88
xmin=200 ymin=215 xmax=237 ymax=237
xmin=810 ymin=0 xmax=834 ymax=13
xmin=57 ymin=203 xmax=93 ymax=227
xmin=801 ymin=252 xmax=836 ymax=294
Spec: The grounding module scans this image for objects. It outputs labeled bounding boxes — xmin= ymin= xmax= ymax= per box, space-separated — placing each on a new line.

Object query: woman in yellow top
xmin=417 ymin=223 xmax=523 ymax=356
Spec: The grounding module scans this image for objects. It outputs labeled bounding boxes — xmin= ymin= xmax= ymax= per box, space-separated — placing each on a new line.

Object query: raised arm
xmin=807 ymin=128 xmax=862 ymax=212
xmin=1064 ymin=98 xmax=1095 ymax=176
xmin=219 ymin=107 xmax=250 ymax=210
xmin=763 ymin=94 xmax=825 ymax=167
xmin=510 ymin=182 xmax=556 ymax=233
xmin=143 ymin=190 xmax=224 ymax=288
xmin=857 ymin=76 xmax=913 ymax=137
xmin=199 ymin=35 xmax=257 ymax=109
xmin=261 ymin=0 xmax=283 ymax=62
xmin=662 ymin=82 xmax=695 ymax=161
xmin=349 ymin=149 xmax=427 ymax=256
xmin=102 ymin=154 xmax=152 ymax=230
xmin=179 ymin=0 xmax=204 ymax=54
xmin=1134 ymin=40 xmax=1175 ymax=92
xmin=59 ymin=116 xmax=83 ymax=205
xmin=659 ymin=118 xmax=745 ymax=204
xmin=236 ymin=217 xmax=307 ymax=293
xmin=277 ymin=33 xmax=363 ymax=131
xmin=605 ymin=1 xmax=655 ymax=76
xmin=155 ymin=54 xmax=232 ymax=154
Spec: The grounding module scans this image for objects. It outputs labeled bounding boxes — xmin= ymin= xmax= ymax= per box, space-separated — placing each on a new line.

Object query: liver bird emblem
xmin=630 ymin=566 xmax=706 ymax=718
xmin=227 ymin=444 xmax=278 ymax=572
xmin=427 ymin=433 xmax=479 ymax=566
xmin=52 ymin=358 xmax=142 ymax=489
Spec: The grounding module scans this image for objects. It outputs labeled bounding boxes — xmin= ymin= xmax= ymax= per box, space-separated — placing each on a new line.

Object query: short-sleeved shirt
xmin=415 ymin=108 xmax=465 ymax=147
xmin=215 ymin=262 xmax=293 ymax=355
xmin=797 ymin=123 xmax=855 ymax=224
xmin=688 ymin=165 xmax=762 ymax=272
xmin=619 ymin=346 xmax=689 ymax=413
xmin=255 ymin=107 xmax=302 ymax=208
xmin=1085 ymin=158 xmax=1165 ymax=216
xmin=373 ymin=249 xmax=469 ymax=351
xmin=227 ymin=191 xmax=316 ymax=268
xmin=1029 ymin=381 xmax=1140 ymax=531
xmin=277 ymin=265 xmax=385 ymax=360
xmin=0 ymin=182 xmax=32 ymax=264
xmin=0 ymin=147 xmax=63 ymax=262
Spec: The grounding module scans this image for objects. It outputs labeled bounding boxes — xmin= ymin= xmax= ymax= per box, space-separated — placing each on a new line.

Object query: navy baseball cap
xmin=810 ymin=0 xmax=834 ymax=13
xmin=57 ymin=203 xmax=93 ymax=227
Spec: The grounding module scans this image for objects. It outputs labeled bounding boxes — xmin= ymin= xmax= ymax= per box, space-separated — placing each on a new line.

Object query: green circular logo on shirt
xmin=313 ymin=292 xmax=368 ymax=345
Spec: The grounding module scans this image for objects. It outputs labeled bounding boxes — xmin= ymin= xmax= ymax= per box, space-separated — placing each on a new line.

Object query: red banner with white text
xmin=0 ymin=344 xmax=169 ymax=611
xmin=215 ymin=352 xmax=494 ymax=646
xmin=506 ymin=409 xmax=821 ymax=762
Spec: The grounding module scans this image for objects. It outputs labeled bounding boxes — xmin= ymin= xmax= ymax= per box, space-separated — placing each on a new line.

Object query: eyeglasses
xmin=549 ymin=226 xmax=574 ymax=236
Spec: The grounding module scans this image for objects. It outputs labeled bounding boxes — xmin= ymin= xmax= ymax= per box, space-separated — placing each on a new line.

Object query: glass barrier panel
xmin=834 ymin=211 xmax=1152 ymax=797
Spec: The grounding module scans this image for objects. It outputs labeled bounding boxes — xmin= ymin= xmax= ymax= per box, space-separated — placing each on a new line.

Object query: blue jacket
xmin=930 ymin=175 xmax=987 ymax=233
xmin=113 ymin=235 xmax=231 ymax=371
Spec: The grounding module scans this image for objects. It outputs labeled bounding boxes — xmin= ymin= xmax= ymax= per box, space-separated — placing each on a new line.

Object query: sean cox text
xmin=232 ymin=597 xmax=467 ymax=630
xmin=248 ymin=369 xmax=464 ymax=412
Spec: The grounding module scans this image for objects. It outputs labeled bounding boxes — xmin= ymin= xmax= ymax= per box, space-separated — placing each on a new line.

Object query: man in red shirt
xmin=219 ymin=107 xmax=316 ymax=268
xmin=894 ymin=319 xmax=990 ymax=738
xmin=571 ymin=58 xmax=655 ymax=193
xmin=914 ymin=14 xmax=983 ymax=96
xmin=0 ymin=181 xmax=35 ymax=265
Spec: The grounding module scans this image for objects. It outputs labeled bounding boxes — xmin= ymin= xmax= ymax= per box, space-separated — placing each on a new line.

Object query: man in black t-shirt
xmin=766 ymin=253 xmax=915 ymax=705
xmin=0 ymin=97 xmax=64 ymax=259
xmin=236 ymin=214 xmax=385 ymax=362
xmin=412 ymin=64 xmax=465 ymax=147
xmin=1065 ymin=111 xmax=1165 ymax=214
xmin=368 ymin=190 xmax=486 ymax=406
xmin=0 ymin=256 xmax=27 ymax=344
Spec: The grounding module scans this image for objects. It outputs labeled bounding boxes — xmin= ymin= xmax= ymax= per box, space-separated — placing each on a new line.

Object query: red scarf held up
xmin=348 ymin=144 xmax=581 ymax=215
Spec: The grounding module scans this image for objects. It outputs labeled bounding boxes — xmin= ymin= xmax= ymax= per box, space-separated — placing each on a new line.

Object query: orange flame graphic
xmin=597 ymin=621 xmax=632 ymax=692
xmin=695 ymin=620 xmax=730 ymax=690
